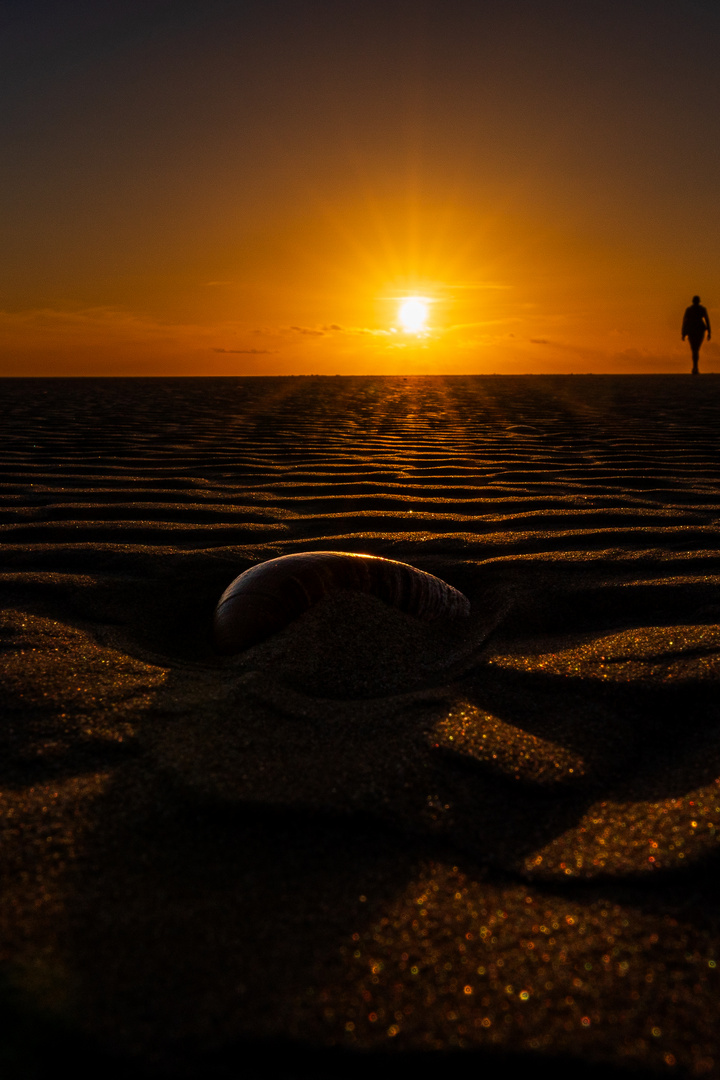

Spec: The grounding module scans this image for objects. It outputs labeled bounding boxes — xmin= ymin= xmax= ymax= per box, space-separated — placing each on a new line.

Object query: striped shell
xmin=213 ymin=551 xmax=471 ymax=654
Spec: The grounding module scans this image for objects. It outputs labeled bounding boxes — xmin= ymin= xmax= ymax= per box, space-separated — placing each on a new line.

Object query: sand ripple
xmin=2 ymin=375 xmax=720 ymax=1075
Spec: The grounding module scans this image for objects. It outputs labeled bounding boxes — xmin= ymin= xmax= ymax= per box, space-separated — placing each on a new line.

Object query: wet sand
xmin=1 ymin=374 xmax=720 ymax=1078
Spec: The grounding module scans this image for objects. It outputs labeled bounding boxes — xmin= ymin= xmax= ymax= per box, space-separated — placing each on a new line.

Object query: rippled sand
xmin=1 ymin=375 xmax=720 ymax=1077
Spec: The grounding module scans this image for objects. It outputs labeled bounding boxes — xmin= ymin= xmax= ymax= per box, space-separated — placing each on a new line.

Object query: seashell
xmin=213 ymin=551 xmax=471 ymax=654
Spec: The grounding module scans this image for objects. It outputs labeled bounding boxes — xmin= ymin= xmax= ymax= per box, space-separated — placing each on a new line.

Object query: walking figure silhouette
xmin=682 ymin=295 xmax=711 ymax=374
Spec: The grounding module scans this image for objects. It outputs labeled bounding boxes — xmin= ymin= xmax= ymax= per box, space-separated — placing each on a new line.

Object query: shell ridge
xmin=213 ymin=551 xmax=470 ymax=654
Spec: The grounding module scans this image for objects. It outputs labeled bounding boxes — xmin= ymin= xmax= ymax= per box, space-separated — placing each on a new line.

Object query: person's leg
xmin=690 ymin=336 xmax=702 ymax=373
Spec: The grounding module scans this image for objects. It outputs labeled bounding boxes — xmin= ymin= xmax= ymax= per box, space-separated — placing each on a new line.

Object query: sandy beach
xmin=1 ymin=374 xmax=720 ymax=1078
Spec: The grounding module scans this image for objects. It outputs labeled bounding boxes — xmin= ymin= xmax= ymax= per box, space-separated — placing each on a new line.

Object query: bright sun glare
xmin=398 ymin=297 xmax=428 ymax=333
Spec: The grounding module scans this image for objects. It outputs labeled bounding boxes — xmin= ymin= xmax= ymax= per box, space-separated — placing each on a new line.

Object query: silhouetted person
xmin=682 ymin=295 xmax=711 ymax=374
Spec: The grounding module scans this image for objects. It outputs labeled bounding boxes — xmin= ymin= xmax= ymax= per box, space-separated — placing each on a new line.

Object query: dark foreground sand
xmin=1 ymin=375 xmax=720 ymax=1078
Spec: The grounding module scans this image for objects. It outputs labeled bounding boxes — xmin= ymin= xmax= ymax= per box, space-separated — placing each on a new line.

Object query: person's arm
xmin=706 ymin=310 xmax=712 ymax=340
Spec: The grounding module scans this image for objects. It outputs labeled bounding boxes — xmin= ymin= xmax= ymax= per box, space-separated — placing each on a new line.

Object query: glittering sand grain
xmin=1 ymin=375 xmax=720 ymax=1078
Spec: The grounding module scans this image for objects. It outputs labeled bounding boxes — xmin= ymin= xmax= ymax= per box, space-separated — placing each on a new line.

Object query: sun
xmin=398 ymin=297 xmax=429 ymax=333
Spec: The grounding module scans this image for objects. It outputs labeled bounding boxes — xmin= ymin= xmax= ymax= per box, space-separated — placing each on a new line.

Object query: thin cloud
xmin=290 ymin=326 xmax=325 ymax=336
xmin=343 ymin=326 xmax=391 ymax=337
xmin=441 ymin=281 xmax=513 ymax=292
xmin=213 ymin=347 xmax=273 ymax=354
xmin=447 ymin=319 xmax=521 ymax=332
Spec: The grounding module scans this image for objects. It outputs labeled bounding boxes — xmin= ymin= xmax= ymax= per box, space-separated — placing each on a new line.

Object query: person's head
xmin=693 ymin=295 xmax=701 ymax=304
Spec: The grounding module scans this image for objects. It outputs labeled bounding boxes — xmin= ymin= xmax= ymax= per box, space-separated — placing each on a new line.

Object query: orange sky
xmin=2 ymin=0 xmax=719 ymax=376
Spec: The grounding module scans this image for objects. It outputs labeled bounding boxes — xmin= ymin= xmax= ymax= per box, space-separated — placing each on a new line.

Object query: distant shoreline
xmin=1 ymin=372 xmax=717 ymax=380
